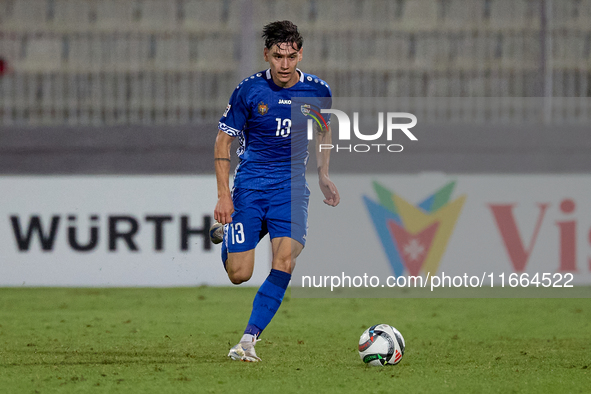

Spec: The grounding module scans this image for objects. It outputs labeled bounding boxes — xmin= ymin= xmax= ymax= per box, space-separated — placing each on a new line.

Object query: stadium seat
xmin=550 ymin=0 xmax=569 ymax=27
xmin=65 ymin=34 xmax=94 ymax=72
xmin=450 ymin=33 xmax=477 ymax=68
xmin=182 ymin=0 xmax=227 ymax=31
xmin=193 ymin=34 xmax=235 ymax=70
xmin=442 ymin=0 xmax=484 ymax=29
xmin=3 ymin=0 xmax=48 ymax=30
xmin=522 ymin=33 xmax=540 ymax=64
xmin=0 ymin=33 xmax=20 ymax=70
xmin=95 ymin=0 xmax=136 ymax=31
xmin=474 ymin=33 xmax=502 ymax=63
xmin=126 ymin=72 xmax=144 ymax=123
xmin=254 ymin=0 xmax=309 ymax=28
xmin=393 ymin=32 xmax=413 ymax=67
xmin=400 ymin=0 xmax=439 ymax=30
xmin=41 ymin=73 xmax=67 ymax=123
xmin=66 ymin=33 xmax=152 ymax=72
xmin=465 ymin=75 xmax=487 ymax=97
xmin=581 ymin=1 xmax=591 ymax=28
xmin=499 ymin=33 xmax=523 ymax=67
xmin=367 ymin=30 xmax=405 ymax=68
xmin=313 ymin=0 xmax=355 ymax=27
xmin=19 ymin=36 xmax=63 ymax=72
xmin=138 ymin=0 xmax=178 ymax=31
xmin=488 ymin=0 xmax=537 ymax=29
xmin=360 ymin=0 xmax=397 ymax=27
xmin=301 ymin=34 xmax=323 ymax=66
xmin=325 ymin=33 xmax=348 ymax=68
xmin=413 ymin=33 xmax=442 ymax=67
xmin=554 ymin=32 xmax=588 ymax=67
xmin=126 ymin=35 xmax=152 ymax=72
xmin=489 ymin=73 xmax=510 ymax=97
xmin=550 ymin=0 xmax=591 ymax=28
xmin=171 ymin=72 xmax=191 ymax=123
xmin=154 ymin=36 xmax=190 ymax=71
xmin=52 ymin=0 xmax=93 ymax=30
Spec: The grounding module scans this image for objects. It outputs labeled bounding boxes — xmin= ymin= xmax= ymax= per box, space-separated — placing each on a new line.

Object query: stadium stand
xmin=0 ymin=0 xmax=590 ymax=126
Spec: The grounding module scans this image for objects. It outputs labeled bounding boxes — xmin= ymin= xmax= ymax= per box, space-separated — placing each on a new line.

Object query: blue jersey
xmin=219 ymin=68 xmax=332 ymax=190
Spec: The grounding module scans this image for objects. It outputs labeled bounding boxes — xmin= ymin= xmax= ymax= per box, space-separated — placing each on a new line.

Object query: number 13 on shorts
xmin=230 ymin=222 xmax=245 ymax=244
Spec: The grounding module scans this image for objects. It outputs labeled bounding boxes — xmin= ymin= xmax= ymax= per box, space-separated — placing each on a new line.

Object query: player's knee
xmin=227 ymin=265 xmax=253 ymax=284
xmin=228 ymin=271 xmax=252 ymax=285
xmin=272 ymin=256 xmax=296 ymax=274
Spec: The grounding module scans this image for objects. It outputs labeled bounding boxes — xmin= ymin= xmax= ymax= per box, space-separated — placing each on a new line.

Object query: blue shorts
xmin=221 ymin=185 xmax=310 ymax=262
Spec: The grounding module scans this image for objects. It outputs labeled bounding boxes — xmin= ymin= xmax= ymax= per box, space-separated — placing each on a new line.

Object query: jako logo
xmin=363 ymin=181 xmax=465 ymax=277
xmin=302 ymin=105 xmax=417 ymax=153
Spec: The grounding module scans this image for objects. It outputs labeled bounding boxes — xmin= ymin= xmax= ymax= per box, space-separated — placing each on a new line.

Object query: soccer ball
xmin=358 ymin=324 xmax=405 ymax=366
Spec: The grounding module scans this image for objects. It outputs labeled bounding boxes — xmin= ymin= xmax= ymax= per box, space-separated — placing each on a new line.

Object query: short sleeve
xmin=218 ymin=86 xmax=250 ymax=137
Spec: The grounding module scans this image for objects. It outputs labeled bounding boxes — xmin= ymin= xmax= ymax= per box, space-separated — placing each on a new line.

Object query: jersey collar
xmin=265 ymin=68 xmax=305 ymax=84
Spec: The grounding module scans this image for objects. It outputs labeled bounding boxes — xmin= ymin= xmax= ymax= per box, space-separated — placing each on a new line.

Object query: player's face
xmin=264 ymin=42 xmax=303 ymax=88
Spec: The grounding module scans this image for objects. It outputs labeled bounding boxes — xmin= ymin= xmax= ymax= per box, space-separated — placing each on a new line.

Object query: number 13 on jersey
xmin=275 ymin=118 xmax=291 ymax=137
xmin=229 ymin=222 xmax=245 ymax=244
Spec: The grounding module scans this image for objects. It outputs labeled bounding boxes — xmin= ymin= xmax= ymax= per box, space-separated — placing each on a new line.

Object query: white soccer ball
xmin=358 ymin=324 xmax=405 ymax=366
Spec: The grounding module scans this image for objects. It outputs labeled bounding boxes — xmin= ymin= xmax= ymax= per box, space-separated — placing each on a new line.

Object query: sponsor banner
xmin=294 ymin=174 xmax=591 ymax=297
xmin=0 ymin=176 xmax=270 ymax=287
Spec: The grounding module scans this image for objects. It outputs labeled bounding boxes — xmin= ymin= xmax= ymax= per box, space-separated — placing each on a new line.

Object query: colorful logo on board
xmin=363 ymin=181 xmax=465 ymax=277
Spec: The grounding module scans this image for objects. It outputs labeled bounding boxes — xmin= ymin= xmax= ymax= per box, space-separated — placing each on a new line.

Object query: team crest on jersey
xmin=301 ymin=104 xmax=311 ymax=115
xmin=257 ymin=101 xmax=269 ymax=115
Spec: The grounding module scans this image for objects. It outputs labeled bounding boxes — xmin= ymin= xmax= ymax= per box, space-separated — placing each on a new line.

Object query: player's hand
xmin=214 ymin=194 xmax=234 ymax=224
xmin=319 ymin=175 xmax=340 ymax=207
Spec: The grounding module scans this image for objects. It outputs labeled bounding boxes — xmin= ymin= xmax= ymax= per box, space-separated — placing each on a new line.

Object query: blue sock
xmin=244 ymin=269 xmax=291 ymax=337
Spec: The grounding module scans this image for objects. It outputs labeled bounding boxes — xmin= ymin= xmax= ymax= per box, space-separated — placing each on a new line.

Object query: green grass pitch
xmin=0 ymin=287 xmax=589 ymax=393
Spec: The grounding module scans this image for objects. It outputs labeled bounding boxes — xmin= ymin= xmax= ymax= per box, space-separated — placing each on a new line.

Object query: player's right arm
xmin=214 ymin=130 xmax=235 ymax=224
xmin=215 ymin=78 xmax=251 ymax=223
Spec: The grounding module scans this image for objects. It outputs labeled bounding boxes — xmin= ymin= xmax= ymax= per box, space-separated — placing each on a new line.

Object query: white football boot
xmin=209 ymin=221 xmax=224 ymax=245
xmin=228 ymin=338 xmax=261 ymax=362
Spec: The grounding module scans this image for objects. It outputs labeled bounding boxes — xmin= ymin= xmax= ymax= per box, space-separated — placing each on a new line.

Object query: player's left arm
xmin=315 ymin=122 xmax=340 ymax=207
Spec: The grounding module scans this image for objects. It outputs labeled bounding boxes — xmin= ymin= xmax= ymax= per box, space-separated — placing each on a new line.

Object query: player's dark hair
xmin=262 ymin=20 xmax=303 ymax=50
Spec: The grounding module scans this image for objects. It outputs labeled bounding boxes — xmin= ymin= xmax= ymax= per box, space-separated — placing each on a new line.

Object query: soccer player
xmin=212 ymin=20 xmax=339 ymax=362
